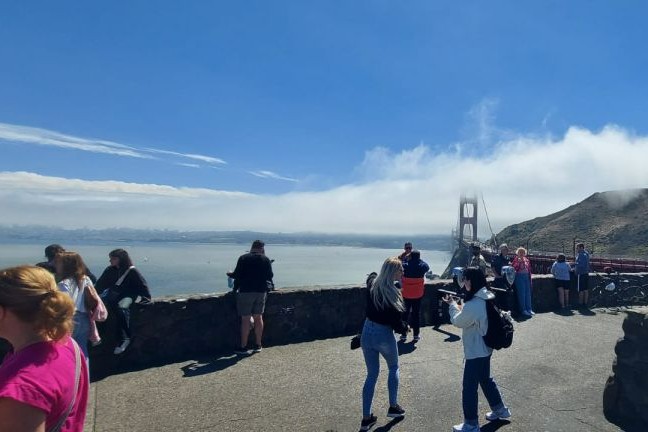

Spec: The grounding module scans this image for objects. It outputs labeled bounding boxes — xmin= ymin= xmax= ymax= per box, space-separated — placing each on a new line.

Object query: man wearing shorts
xmin=574 ymin=243 xmax=590 ymax=308
xmin=228 ymin=240 xmax=274 ymax=354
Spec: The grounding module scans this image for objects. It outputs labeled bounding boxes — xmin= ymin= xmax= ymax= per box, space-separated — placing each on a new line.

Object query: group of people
xmin=489 ymin=242 xmax=591 ymax=314
xmin=359 ymin=250 xmax=510 ymax=432
xmin=0 ymin=245 xmax=152 ymax=430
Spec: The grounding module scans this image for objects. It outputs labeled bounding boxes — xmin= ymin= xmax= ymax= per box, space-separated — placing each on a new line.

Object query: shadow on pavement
xmin=579 ymin=308 xmax=597 ymax=316
xmin=553 ymin=308 xmax=575 ymax=317
xmin=397 ymin=341 xmax=417 ymax=356
xmin=373 ymin=416 xmax=404 ymax=431
xmin=432 ymin=326 xmax=461 ymax=342
xmin=180 ymin=354 xmax=245 ymax=377
xmin=480 ymin=419 xmax=511 ymax=431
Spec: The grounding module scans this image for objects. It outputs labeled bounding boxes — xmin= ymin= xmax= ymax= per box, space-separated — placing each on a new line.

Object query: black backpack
xmin=483 ymin=299 xmax=514 ymax=350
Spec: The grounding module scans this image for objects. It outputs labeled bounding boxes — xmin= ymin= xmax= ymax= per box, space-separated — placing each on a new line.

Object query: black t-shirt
xmin=491 ymin=254 xmax=510 ymax=277
xmin=365 ymin=288 xmax=408 ymax=333
xmin=231 ymin=252 xmax=274 ymax=293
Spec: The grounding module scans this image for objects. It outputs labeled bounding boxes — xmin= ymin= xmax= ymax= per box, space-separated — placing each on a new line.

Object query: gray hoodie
xmin=449 ymin=286 xmax=495 ymax=360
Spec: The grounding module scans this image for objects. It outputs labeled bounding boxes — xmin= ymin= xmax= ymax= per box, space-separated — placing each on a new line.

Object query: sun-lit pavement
xmin=85 ymin=309 xmax=626 ymax=432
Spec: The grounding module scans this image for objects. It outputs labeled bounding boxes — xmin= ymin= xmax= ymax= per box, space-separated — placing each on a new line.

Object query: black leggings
xmin=402 ymin=298 xmax=422 ymax=337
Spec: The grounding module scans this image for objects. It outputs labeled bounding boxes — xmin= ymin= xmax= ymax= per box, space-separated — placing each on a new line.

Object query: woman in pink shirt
xmin=0 ymin=265 xmax=89 ymax=432
xmin=511 ymin=247 xmax=534 ymax=317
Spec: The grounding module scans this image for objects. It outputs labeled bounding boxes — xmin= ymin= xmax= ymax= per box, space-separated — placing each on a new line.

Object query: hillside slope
xmin=496 ymin=189 xmax=648 ymax=258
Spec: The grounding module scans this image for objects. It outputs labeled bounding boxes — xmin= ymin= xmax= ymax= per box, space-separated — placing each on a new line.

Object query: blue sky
xmin=2 ymin=1 xmax=648 ymax=235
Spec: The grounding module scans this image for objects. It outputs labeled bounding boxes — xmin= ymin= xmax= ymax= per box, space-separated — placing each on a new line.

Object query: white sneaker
xmin=413 ymin=335 xmax=421 ymax=342
xmin=113 ymin=339 xmax=131 ymax=355
xmin=452 ymin=423 xmax=480 ymax=432
xmin=399 ymin=335 xmax=407 ymax=342
xmin=485 ymin=406 xmax=511 ymax=421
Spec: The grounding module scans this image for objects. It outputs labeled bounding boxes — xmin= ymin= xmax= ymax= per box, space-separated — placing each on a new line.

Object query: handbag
xmin=83 ymin=281 xmax=100 ymax=311
xmin=350 ymin=334 xmax=361 ymax=350
xmin=101 ymin=266 xmax=134 ymax=304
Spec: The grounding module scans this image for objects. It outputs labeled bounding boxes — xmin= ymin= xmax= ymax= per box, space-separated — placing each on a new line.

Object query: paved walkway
xmin=85 ymin=309 xmax=626 ymax=432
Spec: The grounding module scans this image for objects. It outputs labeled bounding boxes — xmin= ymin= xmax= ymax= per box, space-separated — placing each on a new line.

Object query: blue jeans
xmin=72 ymin=311 xmax=90 ymax=361
xmin=462 ymin=355 xmax=505 ymax=425
xmin=361 ymin=319 xmax=399 ymax=417
xmin=515 ymin=272 xmax=533 ymax=313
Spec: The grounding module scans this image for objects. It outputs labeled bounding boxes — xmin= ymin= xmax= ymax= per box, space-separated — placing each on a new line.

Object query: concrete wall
xmin=1 ymin=273 xmax=647 ymax=380
xmin=603 ymin=307 xmax=648 ymax=431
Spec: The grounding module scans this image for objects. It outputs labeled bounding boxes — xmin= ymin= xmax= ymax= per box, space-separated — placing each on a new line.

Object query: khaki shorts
xmin=237 ymin=292 xmax=267 ymax=316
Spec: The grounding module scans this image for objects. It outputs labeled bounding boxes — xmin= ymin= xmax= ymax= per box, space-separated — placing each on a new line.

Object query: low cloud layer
xmin=2 ymin=125 xmax=648 ymax=236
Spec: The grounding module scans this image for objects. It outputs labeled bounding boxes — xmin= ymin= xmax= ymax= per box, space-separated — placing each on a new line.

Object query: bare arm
xmin=0 ymin=398 xmax=46 ymax=432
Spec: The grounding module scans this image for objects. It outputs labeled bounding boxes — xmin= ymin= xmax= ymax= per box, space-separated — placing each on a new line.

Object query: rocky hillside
xmin=496 ymin=189 xmax=648 ymax=258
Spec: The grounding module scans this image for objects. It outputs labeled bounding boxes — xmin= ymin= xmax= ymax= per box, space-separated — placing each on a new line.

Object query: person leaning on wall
xmin=95 ymin=248 xmax=151 ymax=355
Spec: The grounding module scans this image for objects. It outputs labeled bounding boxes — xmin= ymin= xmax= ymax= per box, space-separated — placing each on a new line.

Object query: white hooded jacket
xmin=449 ymin=286 xmax=495 ymax=360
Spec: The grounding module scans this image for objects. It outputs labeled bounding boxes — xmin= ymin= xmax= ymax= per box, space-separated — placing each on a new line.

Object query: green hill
xmin=496 ymin=189 xmax=648 ymax=258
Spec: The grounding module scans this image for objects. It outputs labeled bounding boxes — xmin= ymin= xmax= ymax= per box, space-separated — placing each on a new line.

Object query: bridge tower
xmin=459 ymin=194 xmax=478 ymax=244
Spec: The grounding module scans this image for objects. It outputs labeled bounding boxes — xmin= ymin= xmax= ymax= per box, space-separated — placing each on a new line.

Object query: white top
xmin=58 ymin=276 xmax=93 ymax=314
xmin=449 ymin=287 xmax=495 ymax=360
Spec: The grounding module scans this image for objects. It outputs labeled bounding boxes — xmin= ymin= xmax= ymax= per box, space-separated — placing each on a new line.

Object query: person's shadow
xmin=480 ymin=419 xmax=511 ymax=431
xmin=432 ymin=326 xmax=461 ymax=342
xmin=372 ymin=416 xmax=404 ymax=432
xmin=579 ymin=308 xmax=596 ymax=316
xmin=180 ymin=354 xmax=245 ymax=377
xmin=397 ymin=340 xmax=417 ymax=356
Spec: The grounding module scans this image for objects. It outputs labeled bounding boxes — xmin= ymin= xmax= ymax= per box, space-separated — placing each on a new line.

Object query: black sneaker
xmin=387 ymin=404 xmax=405 ymax=418
xmin=360 ymin=414 xmax=377 ymax=431
xmin=252 ymin=344 xmax=262 ymax=353
xmin=234 ymin=346 xmax=249 ymax=355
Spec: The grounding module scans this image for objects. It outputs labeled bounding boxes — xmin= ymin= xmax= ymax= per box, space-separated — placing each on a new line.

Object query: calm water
xmin=0 ymin=242 xmax=451 ymax=297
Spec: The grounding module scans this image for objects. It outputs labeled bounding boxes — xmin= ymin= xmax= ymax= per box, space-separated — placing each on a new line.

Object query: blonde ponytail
xmin=0 ymin=265 xmax=74 ymax=341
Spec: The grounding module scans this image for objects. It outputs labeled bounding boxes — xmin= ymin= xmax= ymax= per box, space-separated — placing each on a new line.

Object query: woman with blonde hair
xmin=511 ymin=247 xmax=534 ymax=317
xmin=359 ymin=257 xmax=408 ymax=431
xmin=0 ymin=265 xmax=89 ymax=431
xmin=56 ymin=251 xmax=104 ymax=361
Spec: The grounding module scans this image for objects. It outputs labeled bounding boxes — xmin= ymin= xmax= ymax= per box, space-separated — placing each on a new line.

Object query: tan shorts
xmin=236 ymin=292 xmax=267 ymax=316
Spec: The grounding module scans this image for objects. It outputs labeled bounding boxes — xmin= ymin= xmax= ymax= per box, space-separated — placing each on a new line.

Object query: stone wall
xmin=1 ymin=273 xmax=646 ymax=380
xmin=603 ymin=307 xmax=648 ymax=431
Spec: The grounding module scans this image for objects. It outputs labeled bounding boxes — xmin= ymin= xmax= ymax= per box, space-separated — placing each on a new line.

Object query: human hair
xmin=370 ymin=257 xmax=405 ymax=312
xmin=463 ymin=267 xmax=488 ymax=301
xmin=577 ymin=243 xmax=584 ymax=249
xmin=45 ymin=244 xmax=65 ymax=261
xmin=251 ymin=240 xmax=265 ymax=251
xmin=109 ymin=248 xmax=133 ymax=270
xmin=516 ymin=247 xmax=527 ymax=256
xmin=404 ymin=242 xmax=412 ymax=249
xmin=55 ymin=251 xmax=87 ymax=287
xmin=409 ymin=250 xmax=421 ymax=260
xmin=0 ymin=266 xmax=74 ymax=341
xmin=557 ymin=253 xmax=566 ymax=263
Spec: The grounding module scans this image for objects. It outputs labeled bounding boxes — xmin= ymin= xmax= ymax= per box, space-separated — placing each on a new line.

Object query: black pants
xmin=402 ymin=298 xmax=422 ymax=337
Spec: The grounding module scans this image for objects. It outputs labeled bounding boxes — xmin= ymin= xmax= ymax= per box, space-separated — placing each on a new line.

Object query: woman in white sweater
xmin=443 ymin=267 xmax=511 ymax=432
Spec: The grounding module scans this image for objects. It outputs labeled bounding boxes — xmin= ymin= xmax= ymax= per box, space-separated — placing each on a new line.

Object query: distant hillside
xmin=0 ymin=226 xmax=452 ymax=251
xmin=496 ymin=189 xmax=648 ymax=258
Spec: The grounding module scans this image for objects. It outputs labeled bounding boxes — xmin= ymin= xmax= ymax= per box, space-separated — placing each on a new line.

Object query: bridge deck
xmin=85 ymin=309 xmax=627 ymax=432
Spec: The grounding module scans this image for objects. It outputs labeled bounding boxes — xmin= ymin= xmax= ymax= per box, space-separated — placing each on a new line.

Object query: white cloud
xmin=2 ymin=125 xmax=648 ymax=235
xmin=0 ymin=122 xmax=226 ymax=166
xmin=0 ymin=122 xmax=151 ymax=159
xmin=249 ymin=170 xmax=298 ymax=182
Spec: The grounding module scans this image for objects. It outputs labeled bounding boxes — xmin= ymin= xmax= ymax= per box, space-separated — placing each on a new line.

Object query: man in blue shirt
xmin=574 ymin=243 xmax=590 ymax=308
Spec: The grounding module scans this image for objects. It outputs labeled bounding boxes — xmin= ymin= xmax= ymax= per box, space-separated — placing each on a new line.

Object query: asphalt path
xmin=85 ymin=308 xmax=627 ymax=432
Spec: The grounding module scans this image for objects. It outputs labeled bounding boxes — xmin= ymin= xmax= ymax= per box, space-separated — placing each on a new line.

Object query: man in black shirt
xmin=36 ymin=244 xmax=97 ymax=283
xmin=227 ymin=240 xmax=274 ymax=354
xmin=491 ymin=244 xmax=510 ymax=289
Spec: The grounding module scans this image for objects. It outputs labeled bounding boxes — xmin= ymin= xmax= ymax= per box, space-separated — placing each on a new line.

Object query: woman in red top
xmin=511 ymin=247 xmax=534 ymax=317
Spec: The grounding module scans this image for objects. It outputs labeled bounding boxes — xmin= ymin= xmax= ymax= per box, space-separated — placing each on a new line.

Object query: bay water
xmin=0 ymin=242 xmax=451 ymax=297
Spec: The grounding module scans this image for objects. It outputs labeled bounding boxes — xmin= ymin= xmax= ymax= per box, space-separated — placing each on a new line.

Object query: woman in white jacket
xmin=443 ymin=267 xmax=511 ymax=432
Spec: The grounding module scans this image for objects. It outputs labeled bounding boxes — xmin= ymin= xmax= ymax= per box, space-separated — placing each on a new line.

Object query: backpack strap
xmin=48 ymin=338 xmax=82 ymax=432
